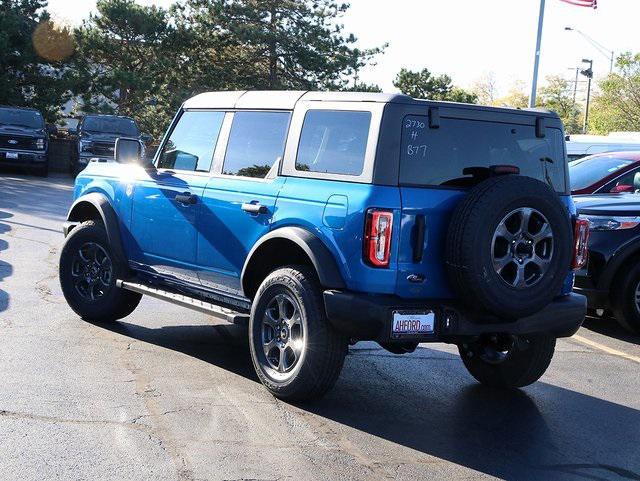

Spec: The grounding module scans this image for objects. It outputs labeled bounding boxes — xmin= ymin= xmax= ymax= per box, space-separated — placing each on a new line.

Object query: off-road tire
xmin=249 ymin=266 xmax=348 ymax=401
xmin=611 ymin=262 xmax=640 ymax=334
xmin=446 ymin=175 xmax=572 ymax=319
xmin=459 ymin=335 xmax=556 ymax=388
xmin=59 ymin=220 xmax=141 ymax=322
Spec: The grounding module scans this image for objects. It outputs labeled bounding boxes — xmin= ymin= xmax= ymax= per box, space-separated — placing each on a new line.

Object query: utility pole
xmin=572 ymin=67 xmax=579 ymax=107
xmin=529 ymin=0 xmax=546 ymax=107
xmin=581 ymin=59 xmax=593 ymax=134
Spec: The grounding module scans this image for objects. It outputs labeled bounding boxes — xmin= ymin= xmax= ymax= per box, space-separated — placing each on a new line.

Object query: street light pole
xmin=529 ymin=0 xmax=546 ymax=107
xmin=565 ymin=27 xmax=615 ymax=73
xmin=581 ymin=59 xmax=593 ymax=134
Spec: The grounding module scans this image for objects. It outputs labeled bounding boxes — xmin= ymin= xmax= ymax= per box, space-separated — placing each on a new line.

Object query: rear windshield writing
xmin=400 ymin=115 xmax=566 ymax=192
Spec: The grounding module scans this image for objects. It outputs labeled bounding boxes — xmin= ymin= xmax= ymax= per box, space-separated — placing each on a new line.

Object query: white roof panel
xmin=183 ymin=91 xmax=246 ymax=109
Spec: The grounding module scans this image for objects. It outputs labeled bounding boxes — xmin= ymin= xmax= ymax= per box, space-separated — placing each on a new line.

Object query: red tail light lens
xmin=572 ymin=217 xmax=590 ymax=270
xmin=364 ymin=209 xmax=393 ymax=267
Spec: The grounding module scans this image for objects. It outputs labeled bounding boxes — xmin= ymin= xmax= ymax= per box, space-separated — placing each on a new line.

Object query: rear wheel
xmin=59 ymin=220 xmax=141 ymax=322
xmin=458 ymin=334 xmax=556 ymax=388
xmin=446 ymin=176 xmax=572 ymax=319
xmin=248 ymin=266 xmax=348 ymax=401
xmin=611 ymin=263 xmax=640 ymax=334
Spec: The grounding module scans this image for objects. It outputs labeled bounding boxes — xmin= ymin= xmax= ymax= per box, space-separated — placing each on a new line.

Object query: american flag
xmin=559 ymin=0 xmax=598 ymax=8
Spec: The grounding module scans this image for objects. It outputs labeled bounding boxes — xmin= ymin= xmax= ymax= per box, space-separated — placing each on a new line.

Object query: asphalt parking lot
xmin=0 ymin=173 xmax=639 ymax=481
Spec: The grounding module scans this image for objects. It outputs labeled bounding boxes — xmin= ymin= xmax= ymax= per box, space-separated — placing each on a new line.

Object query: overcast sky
xmin=47 ymin=0 xmax=639 ymax=99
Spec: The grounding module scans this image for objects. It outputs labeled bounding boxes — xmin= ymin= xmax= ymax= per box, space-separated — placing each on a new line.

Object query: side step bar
xmin=116 ymin=280 xmax=250 ymax=325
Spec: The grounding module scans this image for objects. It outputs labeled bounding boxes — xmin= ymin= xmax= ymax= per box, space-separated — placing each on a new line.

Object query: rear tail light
xmin=572 ymin=217 xmax=590 ymax=270
xmin=364 ymin=209 xmax=393 ymax=267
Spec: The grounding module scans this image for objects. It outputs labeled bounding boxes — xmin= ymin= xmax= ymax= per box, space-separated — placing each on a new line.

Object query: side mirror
xmin=610 ymin=184 xmax=634 ymax=193
xmin=115 ymin=137 xmax=145 ymax=165
xmin=140 ymin=133 xmax=153 ymax=143
xmin=634 ymin=172 xmax=640 ymax=192
xmin=46 ymin=124 xmax=58 ymax=136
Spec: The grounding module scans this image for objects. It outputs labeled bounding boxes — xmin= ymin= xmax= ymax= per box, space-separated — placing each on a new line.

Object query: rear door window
xmin=223 ymin=111 xmax=291 ymax=178
xmin=296 ymin=110 xmax=371 ymax=176
xmin=399 ymin=116 xmax=566 ymax=192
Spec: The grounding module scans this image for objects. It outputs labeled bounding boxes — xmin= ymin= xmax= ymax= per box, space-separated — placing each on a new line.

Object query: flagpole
xmin=529 ymin=0 xmax=546 ymax=107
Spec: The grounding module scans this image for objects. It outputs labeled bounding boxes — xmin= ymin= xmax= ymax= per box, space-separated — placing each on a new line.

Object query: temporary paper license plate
xmin=392 ymin=311 xmax=435 ymax=337
xmin=5 ymin=152 xmax=18 ymax=159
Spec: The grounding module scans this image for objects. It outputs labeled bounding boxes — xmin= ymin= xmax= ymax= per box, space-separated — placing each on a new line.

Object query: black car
xmin=0 ymin=106 xmax=55 ymax=176
xmin=574 ymin=193 xmax=640 ymax=333
xmin=70 ymin=114 xmax=150 ymax=175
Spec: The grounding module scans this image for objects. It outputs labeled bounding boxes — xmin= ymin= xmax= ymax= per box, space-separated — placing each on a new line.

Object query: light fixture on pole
xmin=580 ymin=59 xmax=593 ymax=134
xmin=565 ymin=27 xmax=614 ymax=73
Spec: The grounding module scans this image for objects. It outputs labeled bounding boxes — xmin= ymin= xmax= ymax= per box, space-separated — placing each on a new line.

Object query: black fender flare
xmin=597 ymin=238 xmax=640 ymax=290
xmin=65 ymin=192 xmax=127 ymax=264
xmin=241 ymin=226 xmax=346 ymax=295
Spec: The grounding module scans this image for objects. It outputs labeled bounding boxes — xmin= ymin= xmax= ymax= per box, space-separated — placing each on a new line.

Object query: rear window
xmin=399 ymin=116 xmax=566 ymax=192
xmin=569 ymin=155 xmax=636 ymax=190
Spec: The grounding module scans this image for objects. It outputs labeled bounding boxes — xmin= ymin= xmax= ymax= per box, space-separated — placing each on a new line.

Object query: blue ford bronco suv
xmin=59 ymin=91 xmax=588 ymax=401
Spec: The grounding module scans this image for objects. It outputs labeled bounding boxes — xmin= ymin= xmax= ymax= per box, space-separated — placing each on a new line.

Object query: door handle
xmin=175 ymin=193 xmax=197 ymax=205
xmin=241 ymin=202 xmax=268 ymax=214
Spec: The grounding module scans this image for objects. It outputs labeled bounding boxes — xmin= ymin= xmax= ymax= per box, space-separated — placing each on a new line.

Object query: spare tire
xmin=445 ymin=175 xmax=572 ymax=319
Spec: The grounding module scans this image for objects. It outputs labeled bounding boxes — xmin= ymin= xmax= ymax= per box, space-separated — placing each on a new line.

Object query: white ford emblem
xmin=8 ymin=139 xmax=18 ymax=145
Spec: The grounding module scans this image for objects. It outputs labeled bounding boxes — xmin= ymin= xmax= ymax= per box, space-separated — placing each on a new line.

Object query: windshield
xmin=0 ymin=108 xmax=44 ymax=129
xmin=83 ymin=116 xmax=139 ymax=136
xmin=569 ymin=155 xmax=636 ymax=190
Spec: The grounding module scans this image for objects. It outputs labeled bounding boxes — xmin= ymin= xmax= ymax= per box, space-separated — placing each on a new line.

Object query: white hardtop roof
xmin=567 ymin=134 xmax=640 ymax=145
xmin=182 ymin=90 xmax=411 ymax=110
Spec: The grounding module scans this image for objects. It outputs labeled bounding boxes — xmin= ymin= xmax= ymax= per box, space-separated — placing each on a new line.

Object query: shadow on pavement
xmin=87 ymin=319 xmax=258 ymax=382
xmin=0 ymin=210 xmax=12 ymax=313
xmin=582 ymin=316 xmax=640 ymax=345
xmin=86 ymin=318 xmax=640 ymax=481
xmin=0 ymin=174 xmax=72 ymax=221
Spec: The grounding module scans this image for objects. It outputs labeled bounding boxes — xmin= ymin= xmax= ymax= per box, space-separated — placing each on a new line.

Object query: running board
xmin=116 ymin=280 xmax=249 ymax=325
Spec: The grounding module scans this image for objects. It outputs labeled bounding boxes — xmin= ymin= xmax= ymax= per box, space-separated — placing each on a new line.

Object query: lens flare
xmin=32 ymin=21 xmax=75 ymax=62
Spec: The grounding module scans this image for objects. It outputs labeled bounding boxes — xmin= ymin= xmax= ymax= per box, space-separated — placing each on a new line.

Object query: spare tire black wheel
xmin=446 ymin=175 xmax=572 ymax=319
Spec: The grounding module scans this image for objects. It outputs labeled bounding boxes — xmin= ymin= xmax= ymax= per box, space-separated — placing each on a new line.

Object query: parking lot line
xmin=572 ymin=334 xmax=640 ymax=364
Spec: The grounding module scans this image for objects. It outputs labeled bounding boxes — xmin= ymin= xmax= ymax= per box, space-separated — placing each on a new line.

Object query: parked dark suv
xmin=59 ymin=91 xmax=588 ymax=401
xmin=574 ymin=193 xmax=640 ymax=333
xmin=71 ymin=114 xmax=149 ymax=175
xmin=0 ymin=106 xmax=53 ymax=176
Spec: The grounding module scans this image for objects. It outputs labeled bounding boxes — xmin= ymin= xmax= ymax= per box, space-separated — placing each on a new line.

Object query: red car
xmin=570 ymin=151 xmax=640 ymax=194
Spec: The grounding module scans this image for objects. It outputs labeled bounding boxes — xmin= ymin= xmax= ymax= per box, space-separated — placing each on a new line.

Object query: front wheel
xmin=611 ymin=263 xmax=640 ymax=334
xmin=59 ymin=220 xmax=141 ymax=322
xmin=248 ymin=266 xmax=348 ymax=401
xmin=458 ymin=334 xmax=556 ymax=388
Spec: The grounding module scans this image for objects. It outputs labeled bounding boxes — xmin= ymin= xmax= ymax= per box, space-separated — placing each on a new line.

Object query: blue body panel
xmin=273 ymin=178 xmax=401 ymax=294
xmin=128 ymin=170 xmax=210 ymax=283
xmin=72 ymin=160 xmax=576 ymax=301
xmin=196 ymin=176 xmax=286 ymax=294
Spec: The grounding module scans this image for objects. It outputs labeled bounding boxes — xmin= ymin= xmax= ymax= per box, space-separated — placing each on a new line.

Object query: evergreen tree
xmin=0 ymin=0 xmax=74 ymax=121
xmin=393 ymin=68 xmax=477 ymax=103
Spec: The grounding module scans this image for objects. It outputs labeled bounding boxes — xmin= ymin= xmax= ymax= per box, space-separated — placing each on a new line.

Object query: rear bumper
xmin=323 ymin=291 xmax=586 ymax=342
